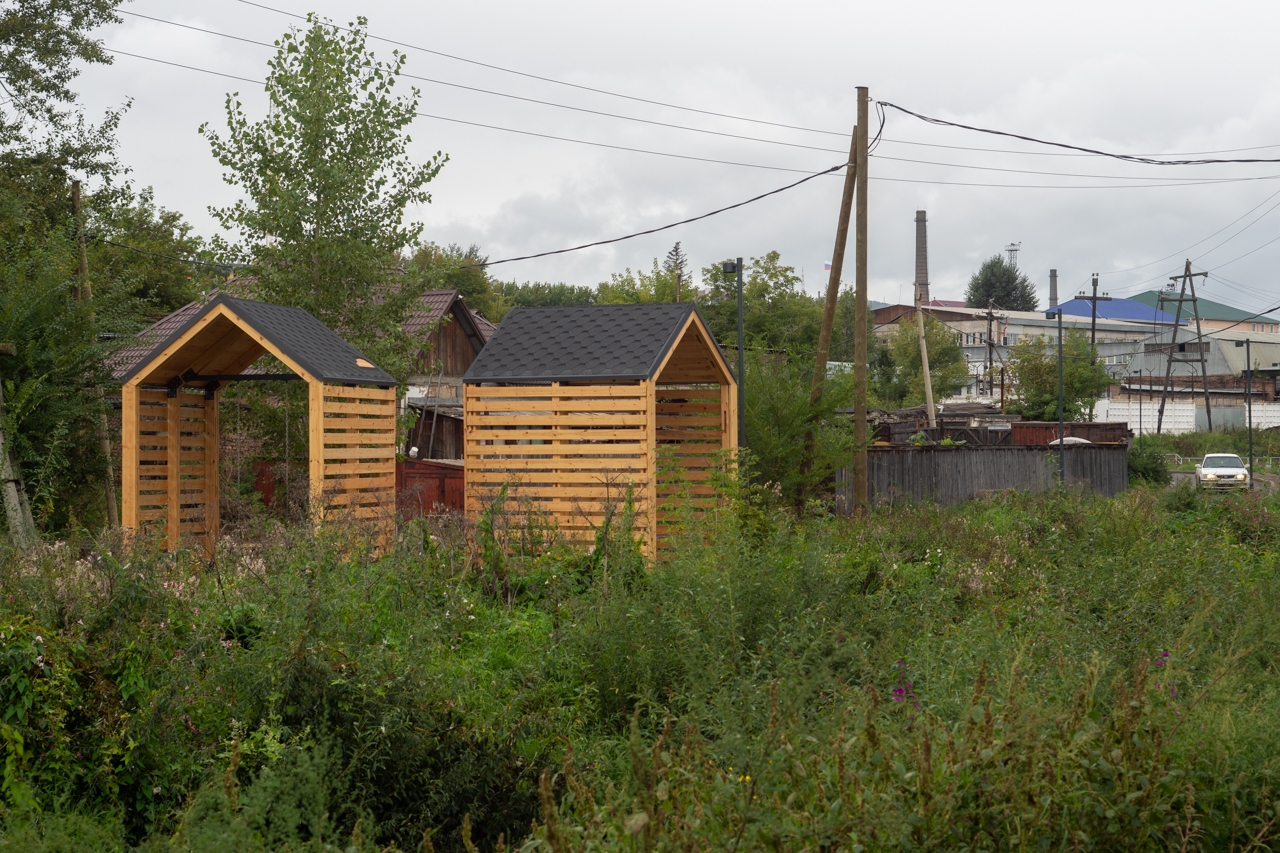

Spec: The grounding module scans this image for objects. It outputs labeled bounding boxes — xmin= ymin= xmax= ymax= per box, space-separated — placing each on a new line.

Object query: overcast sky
xmin=74 ymin=0 xmax=1280 ymax=316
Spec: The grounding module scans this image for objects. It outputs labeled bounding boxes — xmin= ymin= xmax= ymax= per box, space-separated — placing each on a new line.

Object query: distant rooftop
xmin=1132 ymin=290 xmax=1279 ymax=324
xmin=1052 ymin=296 xmax=1183 ymax=324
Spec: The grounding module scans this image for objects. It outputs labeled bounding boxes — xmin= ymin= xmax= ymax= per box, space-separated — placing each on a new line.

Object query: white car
xmin=1195 ymin=453 xmax=1251 ymax=491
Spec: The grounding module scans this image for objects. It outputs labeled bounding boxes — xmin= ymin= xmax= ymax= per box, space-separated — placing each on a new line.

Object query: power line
xmin=872 ymin=153 xmax=1278 ymax=182
xmin=118 ymin=10 xmax=851 ymax=156
xmin=468 ymin=163 xmax=845 ymax=268
xmin=881 ymin=102 xmax=1280 ymax=165
xmin=226 ymin=0 xmax=850 ymax=137
xmin=92 ymin=235 xmax=235 ymax=269
xmin=103 ymin=48 xmax=1280 ymax=191
xmin=876 ymin=136 xmax=1280 ymax=159
xmin=1098 ymin=186 xmax=1280 ymax=276
xmin=103 ymin=48 xmax=835 ymax=174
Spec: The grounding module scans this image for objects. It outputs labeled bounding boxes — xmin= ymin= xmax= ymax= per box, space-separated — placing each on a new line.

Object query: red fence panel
xmin=396 ymin=459 xmax=464 ymax=519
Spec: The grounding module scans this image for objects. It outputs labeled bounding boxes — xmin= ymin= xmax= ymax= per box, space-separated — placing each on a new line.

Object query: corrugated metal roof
xmin=1132 ymin=290 xmax=1279 ymax=324
xmin=120 ymin=294 xmax=396 ymax=387
xmin=463 ymin=303 xmax=713 ymax=383
xmin=1051 ymin=296 xmax=1183 ymax=324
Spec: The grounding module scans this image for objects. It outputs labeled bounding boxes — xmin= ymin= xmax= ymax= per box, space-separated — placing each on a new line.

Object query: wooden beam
xmin=309 ymin=380 xmax=324 ymax=525
xmin=122 ymin=384 xmax=138 ymax=531
xmin=166 ymin=393 xmax=180 ymax=550
xmin=205 ymin=388 xmax=219 ymax=557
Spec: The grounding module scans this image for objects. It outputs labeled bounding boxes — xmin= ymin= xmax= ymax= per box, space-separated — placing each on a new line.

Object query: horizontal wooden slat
xmin=323 ymin=488 xmax=394 ymax=507
xmin=323 ymin=384 xmax=396 ymax=399
xmin=468 ymin=414 xmax=649 ymax=427
xmin=319 ymin=505 xmax=394 ymax=520
xmin=322 ymin=402 xmax=396 ymax=416
xmin=322 ymin=471 xmax=396 ymax=486
xmin=469 ymin=462 xmax=646 ymax=475
xmin=323 ymin=426 xmax=395 ymax=435
xmin=468 ymin=457 xmax=647 ymax=466
xmin=467 ymin=428 xmax=644 ymax=441
xmin=656 ymin=403 xmax=720 ymax=414
xmin=320 ymin=446 xmax=396 ymax=460
xmin=322 ymin=462 xmax=395 ymax=477
xmin=656 ymin=416 xmax=721 ymax=427
xmin=466 ymin=398 xmax=647 ymax=413
xmin=469 ymin=471 xmax=649 ymax=486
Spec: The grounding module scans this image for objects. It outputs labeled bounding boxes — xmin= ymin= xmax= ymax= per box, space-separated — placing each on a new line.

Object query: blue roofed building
xmin=1052 ymin=296 xmax=1184 ymax=325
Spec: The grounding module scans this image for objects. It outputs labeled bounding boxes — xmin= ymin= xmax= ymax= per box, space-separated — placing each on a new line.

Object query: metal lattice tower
xmin=1004 ymin=242 xmax=1022 ymax=268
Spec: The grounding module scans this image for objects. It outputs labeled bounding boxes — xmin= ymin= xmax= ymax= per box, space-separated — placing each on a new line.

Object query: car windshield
xmin=1203 ymin=456 xmax=1244 ymax=469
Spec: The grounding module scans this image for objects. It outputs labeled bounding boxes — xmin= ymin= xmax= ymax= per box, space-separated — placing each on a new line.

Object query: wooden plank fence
xmin=835 ymin=444 xmax=1129 ymax=509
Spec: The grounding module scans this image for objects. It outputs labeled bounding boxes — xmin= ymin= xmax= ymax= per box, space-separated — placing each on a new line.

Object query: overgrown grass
xmin=2 ymin=482 xmax=1279 ymax=850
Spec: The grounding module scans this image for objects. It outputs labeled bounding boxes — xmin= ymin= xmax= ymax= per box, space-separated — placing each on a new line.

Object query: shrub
xmin=1128 ymin=442 xmax=1171 ymax=485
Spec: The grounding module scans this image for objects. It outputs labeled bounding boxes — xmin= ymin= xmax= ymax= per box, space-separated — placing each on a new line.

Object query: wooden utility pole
xmin=808 ymin=124 xmax=858 ymax=401
xmin=0 ymin=343 xmax=37 ymax=551
xmin=985 ymin=300 xmax=996 ymax=394
xmin=1079 ymin=273 xmax=1112 ymax=358
xmin=915 ymin=289 xmax=936 ymax=428
xmin=74 ymin=180 xmax=119 ymax=527
xmin=852 ymin=87 xmax=870 ymax=511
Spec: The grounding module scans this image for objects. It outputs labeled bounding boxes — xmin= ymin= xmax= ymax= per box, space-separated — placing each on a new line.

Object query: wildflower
xmin=153 ymin=786 xmax=161 ymax=794
xmin=35 ymin=635 xmax=43 ymax=643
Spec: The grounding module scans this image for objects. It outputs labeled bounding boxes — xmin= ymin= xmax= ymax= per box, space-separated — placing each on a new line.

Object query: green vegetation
xmin=1005 ymin=328 xmax=1112 ymax=421
xmin=965 ymin=255 xmax=1039 ymax=312
xmin=872 ymin=314 xmax=968 ymax=409
xmin=4 ymin=483 xmax=1280 ymax=851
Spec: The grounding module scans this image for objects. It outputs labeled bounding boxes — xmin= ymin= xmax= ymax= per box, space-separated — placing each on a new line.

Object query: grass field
xmin=2 ymin=479 xmax=1279 ymax=851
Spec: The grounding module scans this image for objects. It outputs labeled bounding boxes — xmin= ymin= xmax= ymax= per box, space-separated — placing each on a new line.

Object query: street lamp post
xmin=1046 ymin=308 xmax=1065 ymax=485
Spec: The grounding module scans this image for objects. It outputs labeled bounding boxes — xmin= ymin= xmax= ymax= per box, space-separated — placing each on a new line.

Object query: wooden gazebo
xmin=118 ymin=294 xmax=398 ymax=555
xmin=462 ymin=303 xmax=737 ymax=555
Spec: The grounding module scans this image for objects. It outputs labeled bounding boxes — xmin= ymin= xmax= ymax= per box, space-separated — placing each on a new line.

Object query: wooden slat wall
xmin=654 ymin=384 xmax=726 ymax=548
xmin=464 ymin=382 xmax=656 ymax=548
xmin=313 ymin=384 xmax=397 ymax=545
xmin=128 ymin=386 xmax=218 ymax=556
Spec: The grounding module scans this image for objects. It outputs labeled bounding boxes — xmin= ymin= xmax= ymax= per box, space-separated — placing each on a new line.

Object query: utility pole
xmin=722 ymin=258 xmax=746 ymax=450
xmin=1156 ymin=261 xmax=1211 ymax=433
xmin=1078 ymin=273 xmax=1112 ymax=355
xmin=913 ymin=211 xmax=936 ymax=428
xmin=985 ymin=300 xmax=996 ymax=395
xmin=73 ymin=180 xmax=120 ymax=528
xmin=808 ymin=118 xmax=859 ymax=417
xmin=852 ymin=86 xmax=870 ymax=511
xmin=675 ymin=270 xmax=681 ymax=303
xmin=1047 ymin=307 xmax=1065 ymax=485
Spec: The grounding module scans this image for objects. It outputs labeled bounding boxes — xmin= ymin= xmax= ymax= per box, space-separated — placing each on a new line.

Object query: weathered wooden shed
xmin=462 ymin=303 xmax=737 ymax=554
xmin=118 ymin=294 xmax=398 ymax=556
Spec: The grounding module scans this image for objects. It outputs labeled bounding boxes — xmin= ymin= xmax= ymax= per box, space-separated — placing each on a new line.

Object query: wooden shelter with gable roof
xmin=118 ymin=294 xmax=398 ymax=555
xmin=462 ymin=303 xmax=737 ymax=555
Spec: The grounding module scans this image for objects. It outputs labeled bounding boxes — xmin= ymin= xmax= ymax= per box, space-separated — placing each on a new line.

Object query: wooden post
xmin=204 ymin=388 xmax=220 ymax=555
xmin=308 ymin=380 xmax=325 ymax=525
xmin=645 ymin=379 xmax=657 ymax=557
xmin=809 ymin=123 xmax=859 ymax=400
xmin=852 ymin=86 xmax=870 ymax=510
xmin=166 ymin=391 xmax=180 ymax=549
xmin=916 ymin=297 xmax=937 ymax=429
xmin=121 ymin=383 xmax=138 ymax=532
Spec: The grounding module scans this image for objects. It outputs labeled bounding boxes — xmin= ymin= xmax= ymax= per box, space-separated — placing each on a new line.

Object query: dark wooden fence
xmin=834 ymin=444 xmax=1129 ymax=509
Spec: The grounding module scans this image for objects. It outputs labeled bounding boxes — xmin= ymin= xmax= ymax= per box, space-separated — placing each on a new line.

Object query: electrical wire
xmin=880 ymin=102 xmax=1280 ymax=166
xmin=103 ymin=48 xmax=1280 ymax=190
xmin=872 ymin=153 xmax=1277 ymax=183
xmin=227 ymin=0 xmax=851 ymax=137
xmin=1098 ymin=186 xmax=1280 ymax=276
xmin=103 ymin=47 xmax=836 ymax=174
xmin=92 ymin=235 xmax=235 ymax=269
xmin=118 ymin=10 xmax=852 ymax=156
xmin=466 ymin=163 xmax=845 ymax=268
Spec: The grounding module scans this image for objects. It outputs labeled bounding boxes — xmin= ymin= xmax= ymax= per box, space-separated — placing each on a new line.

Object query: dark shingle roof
xmin=463 ymin=303 xmax=706 ymax=383
xmin=119 ymin=293 xmax=396 ymax=387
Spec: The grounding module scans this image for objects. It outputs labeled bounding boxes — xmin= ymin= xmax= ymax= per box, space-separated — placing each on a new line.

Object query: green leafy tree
xmin=872 ymin=315 xmax=968 ymax=410
xmin=200 ymin=14 xmax=446 ymax=377
xmin=700 ymin=251 xmax=821 ymax=351
xmin=407 ymin=242 xmax=495 ymax=318
xmin=1005 ymin=327 xmax=1112 ymax=421
xmin=744 ymin=348 xmax=858 ymax=506
xmin=965 ymin=254 xmax=1038 ymax=312
xmin=597 ymin=258 xmax=679 ymax=305
xmin=489 ymin=280 xmax=596 ymax=321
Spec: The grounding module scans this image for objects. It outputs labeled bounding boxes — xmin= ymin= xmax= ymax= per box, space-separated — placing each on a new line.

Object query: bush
xmin=1128 ymin=442 xmax=1171 ymax=484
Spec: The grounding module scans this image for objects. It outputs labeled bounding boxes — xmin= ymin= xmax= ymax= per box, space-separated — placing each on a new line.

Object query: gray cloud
xmin=74 ymin=0 xmax=1280 ymax=317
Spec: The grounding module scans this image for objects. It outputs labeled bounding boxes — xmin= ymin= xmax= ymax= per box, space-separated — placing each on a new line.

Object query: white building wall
xmin=1095 ymin=399 xmax=1280 ymax=435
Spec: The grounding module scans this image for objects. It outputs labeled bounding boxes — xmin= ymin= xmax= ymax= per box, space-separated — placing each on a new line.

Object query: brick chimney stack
xmin=1049 ymin=268 xmax=1058 ymax=308
xmin=914 ymin=210 xmax=929 ymax=305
